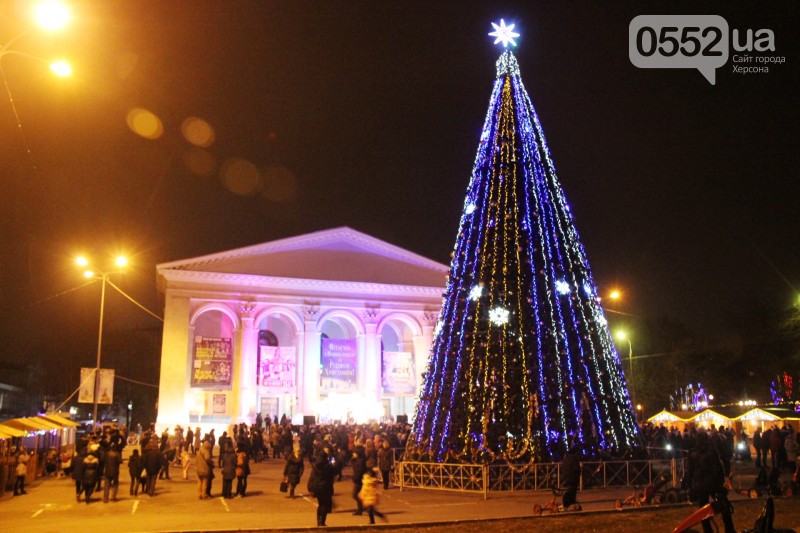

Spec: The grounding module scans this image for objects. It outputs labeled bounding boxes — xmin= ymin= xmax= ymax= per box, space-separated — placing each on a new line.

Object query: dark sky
xmin=1 ymin=1 xmax=799 ymax=377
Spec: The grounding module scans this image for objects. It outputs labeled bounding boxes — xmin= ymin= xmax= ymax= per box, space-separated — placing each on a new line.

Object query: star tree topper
xmin=489 ymin=19 xmax=520 ymax=48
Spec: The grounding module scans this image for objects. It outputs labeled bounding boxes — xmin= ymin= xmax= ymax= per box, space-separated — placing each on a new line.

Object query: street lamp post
xmin=616 ymin=331 xmax=635 ymax=407
xmin=77 ymin=254 xmax=126 ymax=429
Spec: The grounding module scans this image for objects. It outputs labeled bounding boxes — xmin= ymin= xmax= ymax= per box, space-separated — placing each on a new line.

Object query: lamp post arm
xmin=0 ymin=28 xmax=34 ymax=56
xmin=92 ymin=273 xmax=108 ymax=428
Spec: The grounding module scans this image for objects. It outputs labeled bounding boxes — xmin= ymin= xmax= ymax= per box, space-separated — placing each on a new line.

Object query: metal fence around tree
xmin=396 ymin=458 xmax=685 ymax=499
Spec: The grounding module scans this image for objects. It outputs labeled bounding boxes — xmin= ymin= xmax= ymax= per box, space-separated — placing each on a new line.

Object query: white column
xmin=238 ymin=310 xmax=258 ymax=423
xmin=293 ymin=331 xmax=304 ymax=420
xmin=156 ymin=293 xmax=191 ymax=429
xmin=302 ymin=318 xmax=321 ymax=418
xmin=363 ymin=323 xmax=381 ymax=408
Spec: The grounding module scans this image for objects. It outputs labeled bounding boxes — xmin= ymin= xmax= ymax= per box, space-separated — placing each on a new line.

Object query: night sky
xmin=1 ymin=2 xmax=798 ymax=393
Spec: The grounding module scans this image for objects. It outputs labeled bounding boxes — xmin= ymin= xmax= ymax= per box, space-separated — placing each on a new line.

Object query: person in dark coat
xmin=307 ymin=444 xmax=337 ymax=527
xmin=72 ymin=448 xmax=86 ymax=502
xmin=220 ymin=443 xmax=236 ymax=499
xmin=561 ymin=447 xmax=582 ymax=509
xmin=377 ymin=440 xmax=394 ymax=490
xmin=683 ymin=431 xmax=736 ymax=533
xmin=185 ymin=427 xmax=195 ymax=454
xmin=81 ymin=445 xmax=101 ymax=504
xmin=350 ymin=445 xmax=367 ymax=515
xmin=283 ymin=448 xmax=305 ymax=498
xmin=102 ymin=445 xmax=122 ymax=503
xmin=143 ymin=440 xmax=162 ymax=496
xmin=753 ymin=429 xmax=764 ymax=467
xmin=128 ymin=449 xmax=144 ymax=496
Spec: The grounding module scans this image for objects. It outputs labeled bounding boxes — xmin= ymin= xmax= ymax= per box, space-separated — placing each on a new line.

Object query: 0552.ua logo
xmin=629 ymin=15 xmax=776 ymax=85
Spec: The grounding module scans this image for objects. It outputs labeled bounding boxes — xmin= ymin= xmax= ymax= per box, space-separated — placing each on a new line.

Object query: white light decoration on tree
xmin=465 ymin=202 xmax=476 ymax=214
xmin=488 ymin=306 xmax=510 ymax=325
xmin=555 ymin=280 xmax=570 ymax=295
xmin=469 ymin=284 xmax=483 ymax=301
xmin=488 ymin=19 xmax=520 ymax=48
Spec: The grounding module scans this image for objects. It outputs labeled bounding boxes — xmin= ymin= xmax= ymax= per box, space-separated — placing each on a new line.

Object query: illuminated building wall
xmin=155 ymin=227 xmax=447 ymax=434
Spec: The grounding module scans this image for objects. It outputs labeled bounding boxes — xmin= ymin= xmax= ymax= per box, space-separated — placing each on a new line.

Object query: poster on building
xmin=321 ymin=338 xmax=357 ymax=391
xmin=212 ymin=393 xmax=227 ymax=414
xmin=258 ymin=346 xmax=296 ymax=390
xmin=381 ymin=351 xmax=416 ymax=396
xmin=191 ymin=337 xmax=233 ymax=388
xmin=78 ymin=367 xmax=115 ymax=403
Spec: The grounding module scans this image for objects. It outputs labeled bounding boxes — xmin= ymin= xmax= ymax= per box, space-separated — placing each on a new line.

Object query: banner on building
xmin=191 ymin=337 xmax=233 ymax=388
xmin=78 ymin=367 xmax=115 ymax=404
xmin=382 ymin=351 xmax=416 ymax=396
xmin=321 ymin=338 xmax=357 ymax=391
xmin=258 ymin=346 xmax=296 ymax=390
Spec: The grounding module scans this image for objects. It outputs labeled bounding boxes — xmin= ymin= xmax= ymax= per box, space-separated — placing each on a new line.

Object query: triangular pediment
xmin=158 ymin=227 xmax=449 ymax=287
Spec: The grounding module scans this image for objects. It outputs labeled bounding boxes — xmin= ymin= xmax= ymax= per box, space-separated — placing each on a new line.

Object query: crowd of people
xmin=50 ymin=415 xmax=408 ymax=526
xmin=9 ymin=414 xmax=798 ymax=529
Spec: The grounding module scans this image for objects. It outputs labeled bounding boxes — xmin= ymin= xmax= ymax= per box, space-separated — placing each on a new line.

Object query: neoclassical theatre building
xmin=155 ymin=227 xmax=447 ymax=432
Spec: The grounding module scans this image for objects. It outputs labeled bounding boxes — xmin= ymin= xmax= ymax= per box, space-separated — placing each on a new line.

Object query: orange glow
xmin=127 ymin=108 xmax=163 ymax=140
xmin=220 ymin=158 xmax=261 ymax=196
xmin=181 ymin=117 xmax=215 ymax=147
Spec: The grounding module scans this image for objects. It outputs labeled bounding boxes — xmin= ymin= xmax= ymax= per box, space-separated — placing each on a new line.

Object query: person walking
xmin=359 ymin=468 xmax=387 ymax=524
xmin=72 ymin=447 xmax=86 ymax=502
xmin=350 ymin=445 xmax=367 ymax=516
xmin=283 ymin=448 xmax=305 ymax=498
xmin=128 ymin=449 xmax=143 ymax=496
xmin=235 ymin=444 xmax=250 ymax=497
xmin=220 ymin=443 xmax=236 ymax=499
xmin=377 ymin=440 xmax=394 ymax=490
xmin=81 ymin=445 xmax=101 ymax=504
xmin=102 ymin=444 xmax=122 ymax=503
xmin=307 ymin=443 xmax=337 ymax=527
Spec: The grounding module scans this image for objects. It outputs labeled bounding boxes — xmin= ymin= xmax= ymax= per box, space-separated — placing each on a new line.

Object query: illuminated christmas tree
xmin=408 ymin=21 xmax=639 ymax=463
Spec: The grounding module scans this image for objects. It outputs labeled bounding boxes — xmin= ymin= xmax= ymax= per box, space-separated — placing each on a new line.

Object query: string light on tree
xmin=407 ymin=20 xmax=638 ymax=464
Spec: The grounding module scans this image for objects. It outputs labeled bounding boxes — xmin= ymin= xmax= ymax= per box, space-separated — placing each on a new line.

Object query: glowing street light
xmin=1 ymin=1 xmax=73 ymax=138
xmin=76 ymin=253 xmax=127 ymax=428
xmin=34 ymin=0 xmax=72 ymax=31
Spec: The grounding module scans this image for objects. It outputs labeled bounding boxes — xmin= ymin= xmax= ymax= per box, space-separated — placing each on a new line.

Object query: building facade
xmin=155 ymin=227 xmax=447 ymax=432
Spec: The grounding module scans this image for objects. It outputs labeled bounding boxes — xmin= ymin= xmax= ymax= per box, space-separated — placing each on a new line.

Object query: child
xmin=358 ymin=468 xmax=386 ymax=524
xmin=181 ymin=449 xmax=191 ymax=480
